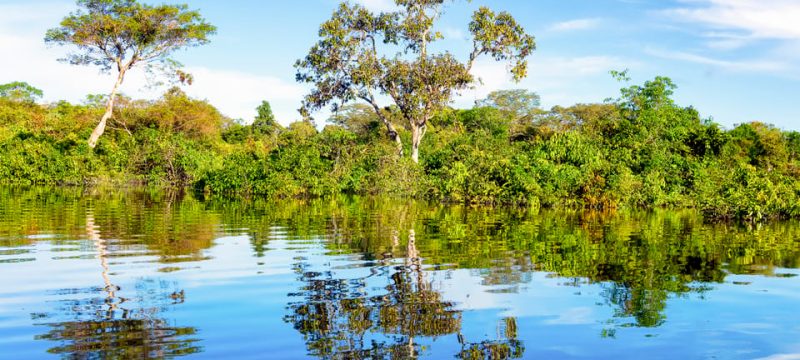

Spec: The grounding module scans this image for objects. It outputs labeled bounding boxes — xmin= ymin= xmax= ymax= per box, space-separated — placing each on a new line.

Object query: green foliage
xmin=116 ymin=87 xmax=226 ymax=140
xmin=45 ymin=0 xmax=216 ymax=73
xmin=221 ymin=122 xmax=251 ymax=143
xmin=328 ymin=103 xmax=383 ymax=140
xmin=476 ymin=89 xmax=540 ymax=122
xmin=252 ymin=101 xmax=277 ymax=135
xmin=0 ymin=82 xmax=43 ymax=103
xmin=1 ymin=73 xmax=799 ymax=222
xmin=0 ymin=89 xmax=224 ymax=186
xmin=220 ymin=101 xmax=283 ymax=143
xmin=295 ymin=0 xmax=535 ymax=162
xmin=456 ymin=107 xmax=511 ymax=137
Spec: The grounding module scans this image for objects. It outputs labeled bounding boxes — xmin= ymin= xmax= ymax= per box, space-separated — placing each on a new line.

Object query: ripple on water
xmin=0 ymin=189 xmax=799 ymax=359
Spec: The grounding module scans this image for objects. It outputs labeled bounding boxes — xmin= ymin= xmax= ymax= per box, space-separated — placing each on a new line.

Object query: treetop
xmin=45 ymin=0 xmax=216 ymax=72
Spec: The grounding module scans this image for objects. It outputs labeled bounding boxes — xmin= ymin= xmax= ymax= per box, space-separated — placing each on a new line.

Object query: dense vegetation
xmin=1 ymin=74 xmax=799 ymax=222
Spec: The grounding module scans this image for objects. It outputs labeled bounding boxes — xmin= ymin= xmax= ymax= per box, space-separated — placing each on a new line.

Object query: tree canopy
xmin=252 ymin=100 xmax=277 ymax=135
xmin=296 ymin=0 xmax=535 ymax=162
xmin=477 ymin=89 xmax=540 ymax=122
xmin=45 ymin=0 xmax=215 ymax=74
xmin=45 ymin=0 xmax=216 ymax=148
xmin=0 ymin=82 xmax=44 ymax=103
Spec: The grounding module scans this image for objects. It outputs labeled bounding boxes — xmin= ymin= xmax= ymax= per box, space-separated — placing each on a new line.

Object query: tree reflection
xmin=285 ymin=229 xmax=524 ymax=359
xmin=458 ymin=318 xmax=524 ymax=360
xmin=0 ymin=187 xmax=219 ymax=263
xmin=33 ymin=210 xmax=200 ymax=358
xmin=37 ymin=317 xmax=200 ymax=359
xmin=250 ymin=199 xmax=798 ymax=332
xmin=4 ymin=187 xmax=800 ymax=352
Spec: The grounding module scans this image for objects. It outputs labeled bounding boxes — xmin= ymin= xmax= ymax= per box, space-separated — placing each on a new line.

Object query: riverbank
xmin=1 ymin=78 xmax=798 ymax=222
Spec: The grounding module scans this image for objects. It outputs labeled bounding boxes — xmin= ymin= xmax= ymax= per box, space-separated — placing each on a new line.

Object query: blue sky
xmin=0 ymin=0 xmax=798 ymax=130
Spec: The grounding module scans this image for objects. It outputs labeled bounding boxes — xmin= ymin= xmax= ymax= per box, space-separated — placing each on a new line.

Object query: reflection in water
xmin=87 ymin=211 xmax=120 ymax=318
xmin=458 ymin=318 xmax=523 ymax=360
xmin=33 ymin=209 xmax=200 ymax=358
xmin=285 ymin=229 xmax=523 ymax=359
xmin=36 ymin=317 xmax=200 ymax=359
xmin=0 ymin=187 xmax=798 ymax=358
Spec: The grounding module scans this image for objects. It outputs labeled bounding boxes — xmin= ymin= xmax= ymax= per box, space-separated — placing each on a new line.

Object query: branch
xmin=466 ymin=41 xmax=483 ymax=73
xmin=359 ymin=90 xmax=389 ymax=126
xmin=382 ymin=79 xmax=408 ymax=119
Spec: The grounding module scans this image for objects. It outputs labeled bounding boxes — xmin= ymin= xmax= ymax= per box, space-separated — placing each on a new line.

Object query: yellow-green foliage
xmin=0 ymin=88 xmax=226 ymax=186
xmin=1 ymin=76 xmax=799 ymax=222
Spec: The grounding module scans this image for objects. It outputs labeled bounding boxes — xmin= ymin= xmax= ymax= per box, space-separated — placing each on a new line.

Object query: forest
xmin=1 ymin=76 xmax=799 ymax=222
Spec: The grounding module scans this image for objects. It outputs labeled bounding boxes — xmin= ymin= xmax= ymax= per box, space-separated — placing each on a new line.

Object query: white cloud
xmin=0 ymin=2 xmax=72 ymax=27
xmin=456 ymin=55 xmax=628 ymax=108
xmin=774 ymin=41 xmax=800 ymax=60
xmin=755 ymin=354 xmax=800 ymax=360
xmin=441 ymin=27 xmax=466 ymax=41
xmin=701 ymin=31 xmax=754 ymax=50
xmin=645 ymin=47 xmax=790 ymax=72
xmin=666 ymin=0 xmax=800 ymax=40
xmin=547 ymin=18 xmax=603 ymax=32
xmin=656 ymin=0 xmax=800 ymax=78
xmin=183 ymin=67 xmax=305 ymax=123
xmin=544 ymin=307 xmax=594 ymax=325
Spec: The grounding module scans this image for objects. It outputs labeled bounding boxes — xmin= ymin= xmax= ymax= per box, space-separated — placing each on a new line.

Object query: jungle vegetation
xmin=295 ymin=0 xmax=535 ymax=163
xmin=1 ymin=74 xmax=799 ymax=222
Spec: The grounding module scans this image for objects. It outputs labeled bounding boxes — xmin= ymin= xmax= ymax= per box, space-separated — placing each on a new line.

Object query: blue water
xmin=0 ymin=188 xmax=798 ymax=359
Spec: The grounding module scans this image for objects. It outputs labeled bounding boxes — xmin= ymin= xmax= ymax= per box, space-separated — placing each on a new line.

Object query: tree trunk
xmin=392 ymin=130 xmax=404 ymax=157
xmin=410 ymin=124 xmax=425 ymax=163
xmin=86 ymin=211 xmax=118 ymax=314
xmin=364 ymin=100 xmax=405 ymax=157
xmin=88 ymin=69 xmax=126 ymax=148
xmin=386 ymin=122 xmax=404 ymax=158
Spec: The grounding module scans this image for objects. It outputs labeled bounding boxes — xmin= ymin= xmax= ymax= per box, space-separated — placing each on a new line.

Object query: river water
xmin=0 ymin=187 xmax=798 ymax=359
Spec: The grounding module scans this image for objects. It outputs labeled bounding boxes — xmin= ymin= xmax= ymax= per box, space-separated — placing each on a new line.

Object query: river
xmin=0 ymin=187 xmax=798 ymax=359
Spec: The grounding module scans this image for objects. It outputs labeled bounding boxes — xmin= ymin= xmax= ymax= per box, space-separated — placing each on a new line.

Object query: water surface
xmin=0 ymin=187 xmax=799 ymax=359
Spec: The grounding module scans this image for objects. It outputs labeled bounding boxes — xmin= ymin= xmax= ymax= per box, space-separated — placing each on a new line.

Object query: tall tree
xmin=477 ymin=89 xmax=540 ymax=123
xmin=296 ymin=0 xmax=535 ymax=163
xmin=0 ymin=81 xmax=44 ymax=103
xmin=45 ymin=0 xmax=216 ymax=148
xmin=252 ymin=100 xmax=277 ymax=135
xmin=327 ymin=103 xmax=382 ymax=138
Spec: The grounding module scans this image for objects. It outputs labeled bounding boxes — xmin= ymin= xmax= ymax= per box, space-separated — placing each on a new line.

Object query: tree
xmin=252 ymin=100 xmax=277 ymax=135
xmin=296 ymin=0 xmax=535 ymax=163
xmin=0 ymin=81 xmax=43 ymax=103
xmin=45 ymin=0 xmax=216 ymax=148
xmin=477 ymin=89 xmax=540 ymax=123
xmin=327 ymin=103 xmax=382 ymax=138
xmin=730 ymin=122 xmax=789 ymax=171
xmin=143 ymin=87 xmax=226 ymax=139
